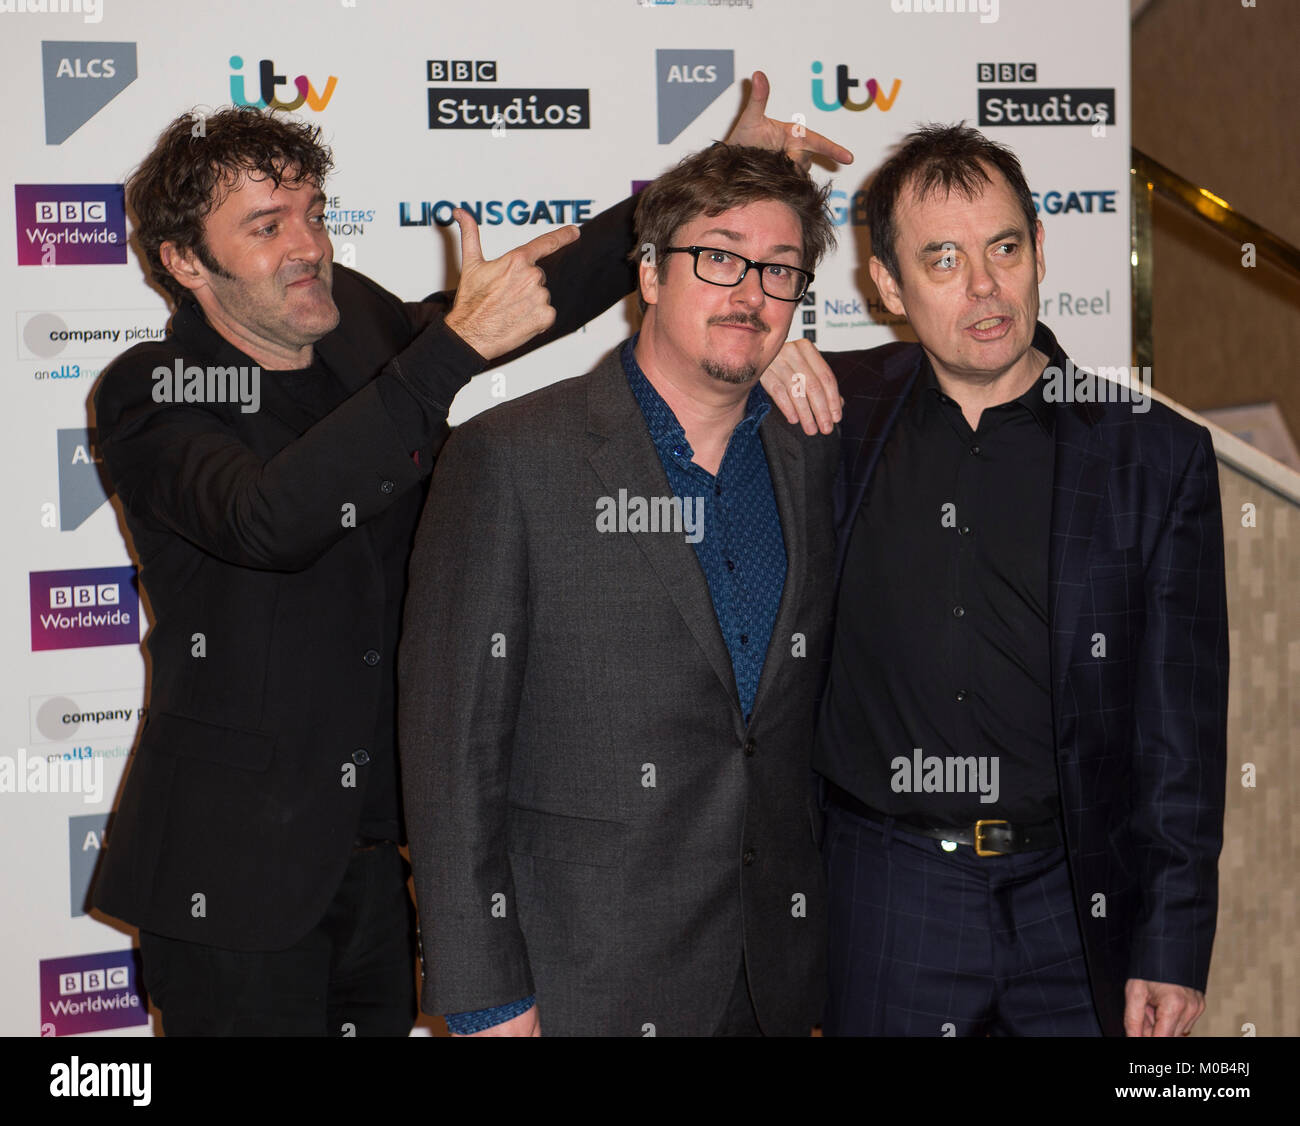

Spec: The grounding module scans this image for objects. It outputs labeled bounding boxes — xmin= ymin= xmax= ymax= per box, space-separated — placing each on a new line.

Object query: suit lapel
xmin=1048 ymin=397 xmax=1111 ymax=701
xmin=749 ymin=416 xmax=805 ymax=719
xmin=585 ymin=354 xmax=741 ymax=716
xmin=831 ymin=345 xmax=919 ymax=582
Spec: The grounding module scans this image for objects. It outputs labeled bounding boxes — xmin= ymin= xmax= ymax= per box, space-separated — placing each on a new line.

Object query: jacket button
xmin=379 ymin=479 xmax=395 ymax=494
xmin=352 ymin=749 xmax=371 ymax=766
xmin=743 ymin=738 xmax=756 ymax=757
xmin=742 ymin=849 xmax=756 ymax=866
xmin=362 ymin=649 xmax=380 ymax=666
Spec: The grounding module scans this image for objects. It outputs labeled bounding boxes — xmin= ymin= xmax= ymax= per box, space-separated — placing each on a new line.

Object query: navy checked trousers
xmin=823 ymin=802 xmax=1103 ymax=1037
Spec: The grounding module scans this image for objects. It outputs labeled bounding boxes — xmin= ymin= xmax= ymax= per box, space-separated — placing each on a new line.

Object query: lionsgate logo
xmin=1042 ymin=359 xmax=1151 ymax=414
xmin=891 ymin=748 xmax=1000 ymax=805
xmin=426 ymin=57 xmax=589 ymax=129
xmin=596 ymin=489 xmax=705 ymax=544
xmin=152 ymin=359 xmax=260 ymax=413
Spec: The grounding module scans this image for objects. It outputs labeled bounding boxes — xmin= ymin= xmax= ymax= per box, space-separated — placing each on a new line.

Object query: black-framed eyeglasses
xmin=662 ymin=245 xmax=814 ymax=302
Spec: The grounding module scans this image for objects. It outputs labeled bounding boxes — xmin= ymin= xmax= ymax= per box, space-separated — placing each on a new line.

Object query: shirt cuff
xmin=444 ymin=995 xmax=536 ymax=1035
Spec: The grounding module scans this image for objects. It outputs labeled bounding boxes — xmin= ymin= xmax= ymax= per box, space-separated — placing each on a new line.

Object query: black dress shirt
xmin=818 ymin=356 xmax=1058 ymax=824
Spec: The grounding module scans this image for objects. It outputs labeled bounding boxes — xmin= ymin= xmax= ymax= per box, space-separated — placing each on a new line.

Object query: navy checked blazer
xmin=820 ymin=321 xmax=1229 ymax=1037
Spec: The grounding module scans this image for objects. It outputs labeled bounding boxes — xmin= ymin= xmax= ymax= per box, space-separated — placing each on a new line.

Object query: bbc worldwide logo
xmin=29 ymin=565 xmax=139 ymax=651
xmin=39 ymin=949 xmax=148 ymax=1037
xmin=14 ymin=183 xmax=126 ymax=266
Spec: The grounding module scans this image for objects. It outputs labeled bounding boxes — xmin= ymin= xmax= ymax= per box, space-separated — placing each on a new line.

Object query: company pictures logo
xmin=657 ymin=49 xmax=733 ymax=143
xmin=810 ymin=61 xmax=901 ymax=112
xmin=30 ymin=565 xmax=139 ymax=651
xmin=42 ymin=41 xmax=137 ymax=144
xmin=229 ymin=54 xmax=337 ymax=111
xmin=976 ymin=62 xmax=1114 ymax=127
xmin=427 ymin=58 xmax=589 ymax=129
xmin=14 ymin=184 xmax=126 ymax=266
xmin=39 ymin=950 xmax=148 ymax=1037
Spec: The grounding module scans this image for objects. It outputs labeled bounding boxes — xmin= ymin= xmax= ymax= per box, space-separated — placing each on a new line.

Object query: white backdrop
xmin=0 ymin=0 xmax=1131 ymax=1037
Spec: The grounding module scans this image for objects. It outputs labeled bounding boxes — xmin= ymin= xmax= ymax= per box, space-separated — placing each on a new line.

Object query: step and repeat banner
xmin=0 ymin=0 xmax=1130 ymax=1037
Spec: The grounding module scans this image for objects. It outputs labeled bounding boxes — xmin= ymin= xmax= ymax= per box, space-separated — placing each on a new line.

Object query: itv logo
xmin=229 ymin=54 xmax=337 ymax=111
xmin=810 ymin=61 xmax=902 ymax=112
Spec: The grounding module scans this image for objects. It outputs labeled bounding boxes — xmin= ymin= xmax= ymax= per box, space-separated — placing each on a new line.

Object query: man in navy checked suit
xmin=765 ymin=124 xmax=1228 ymax=1037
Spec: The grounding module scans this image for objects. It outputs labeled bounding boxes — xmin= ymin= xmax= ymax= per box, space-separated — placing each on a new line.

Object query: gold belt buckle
xmin=973 ymin=819 xmax=1009 ymax=857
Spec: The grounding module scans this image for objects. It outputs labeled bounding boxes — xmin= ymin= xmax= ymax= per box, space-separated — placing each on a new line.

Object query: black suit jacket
xmin=821 ymin=322 xmax=1229 ymax=1036
xmin=91 ymin=200 xmax=635 ymax=950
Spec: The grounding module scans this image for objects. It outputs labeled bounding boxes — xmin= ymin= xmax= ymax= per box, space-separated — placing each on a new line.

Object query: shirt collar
xmin=911 ymin=325 xmax=1056 ymax=435
xmin=619 ymin=335 xmax=771 ymax=467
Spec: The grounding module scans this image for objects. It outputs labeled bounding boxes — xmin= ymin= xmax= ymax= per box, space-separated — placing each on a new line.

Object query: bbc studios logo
xmin=976 ymin=61 xmax=1115 ymax=128
xmin=426 ymin=57 xmax=589 ymax=129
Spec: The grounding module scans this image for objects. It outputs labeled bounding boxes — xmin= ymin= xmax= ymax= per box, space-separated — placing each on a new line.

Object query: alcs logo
xmin=229 ymin=55 xmax=337 ymax=111
xmin=810 ymin=61 xmax=901 ymax=112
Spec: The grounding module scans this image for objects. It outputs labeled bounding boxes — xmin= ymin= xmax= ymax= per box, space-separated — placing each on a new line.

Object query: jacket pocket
xmin=507 ymin=806 xmax=626 ymax=868
xmin=144 ymin=709 xmax=275 ymax=773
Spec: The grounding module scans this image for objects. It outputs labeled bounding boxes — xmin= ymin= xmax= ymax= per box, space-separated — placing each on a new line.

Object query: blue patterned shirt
xmin=620 ymin=336 xmax=787 ymax=720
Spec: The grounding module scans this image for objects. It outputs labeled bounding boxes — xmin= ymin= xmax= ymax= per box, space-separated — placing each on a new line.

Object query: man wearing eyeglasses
xmin=398 ymin=142 xmax=841 ymax=1036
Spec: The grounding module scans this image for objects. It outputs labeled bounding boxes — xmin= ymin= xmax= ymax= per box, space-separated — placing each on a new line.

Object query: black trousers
xmin=139 ymin=841 xmax=417 ymax=1036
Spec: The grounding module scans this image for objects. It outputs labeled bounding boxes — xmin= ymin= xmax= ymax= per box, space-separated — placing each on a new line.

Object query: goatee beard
xmin=701 ymin=358 xmax=758 ymax=385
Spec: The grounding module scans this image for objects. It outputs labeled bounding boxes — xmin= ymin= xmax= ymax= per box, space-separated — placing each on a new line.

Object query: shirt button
xmin=379 ymin=479 xmax=395 ymax=494
xmin=958 ymin=525 xmax=971 ymax=536
xmin=725 ymin=560 xmax=736 ymax=572
xmin=362 ymin=649 xmax=381 ymax=666
xmin=672 ymin=445 xmax=686 ymax=459
xmin=740 ymin=634 xmax=748 ymax=645
xmin=742 ymin=849 xmax=756 ymax=866
xmin=970 ymin=445 xmax=981 ymax=456
xmin=953 ymin=606 xmax=965 ymax=618
xmin=352 ymin=748 xmax=371 ymax=765
xmin=715 ymin=485 xmax=722 ymax=496
xmin=743 ymin=738 xmax=757 ymax=757
xmin=955 ymin=690 xmax=968 ymax=703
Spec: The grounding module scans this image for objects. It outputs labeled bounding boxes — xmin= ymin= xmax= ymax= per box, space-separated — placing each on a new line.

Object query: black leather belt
xmin=824 ymin=782 xmax=1060 ymax=857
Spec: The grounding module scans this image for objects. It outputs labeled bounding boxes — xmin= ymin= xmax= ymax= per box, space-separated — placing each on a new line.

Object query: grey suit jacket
xmin=398 ymin=347 xmax=838 ymax=1036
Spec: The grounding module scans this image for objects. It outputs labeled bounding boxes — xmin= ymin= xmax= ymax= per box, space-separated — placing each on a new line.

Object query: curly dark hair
xmin=865 ymin=122 xmax=1038 ymax=283
xmin=631 ymin=143 xmax=836 ymax=280
xmin=128 ymin=106 xmax=335 ymax=304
